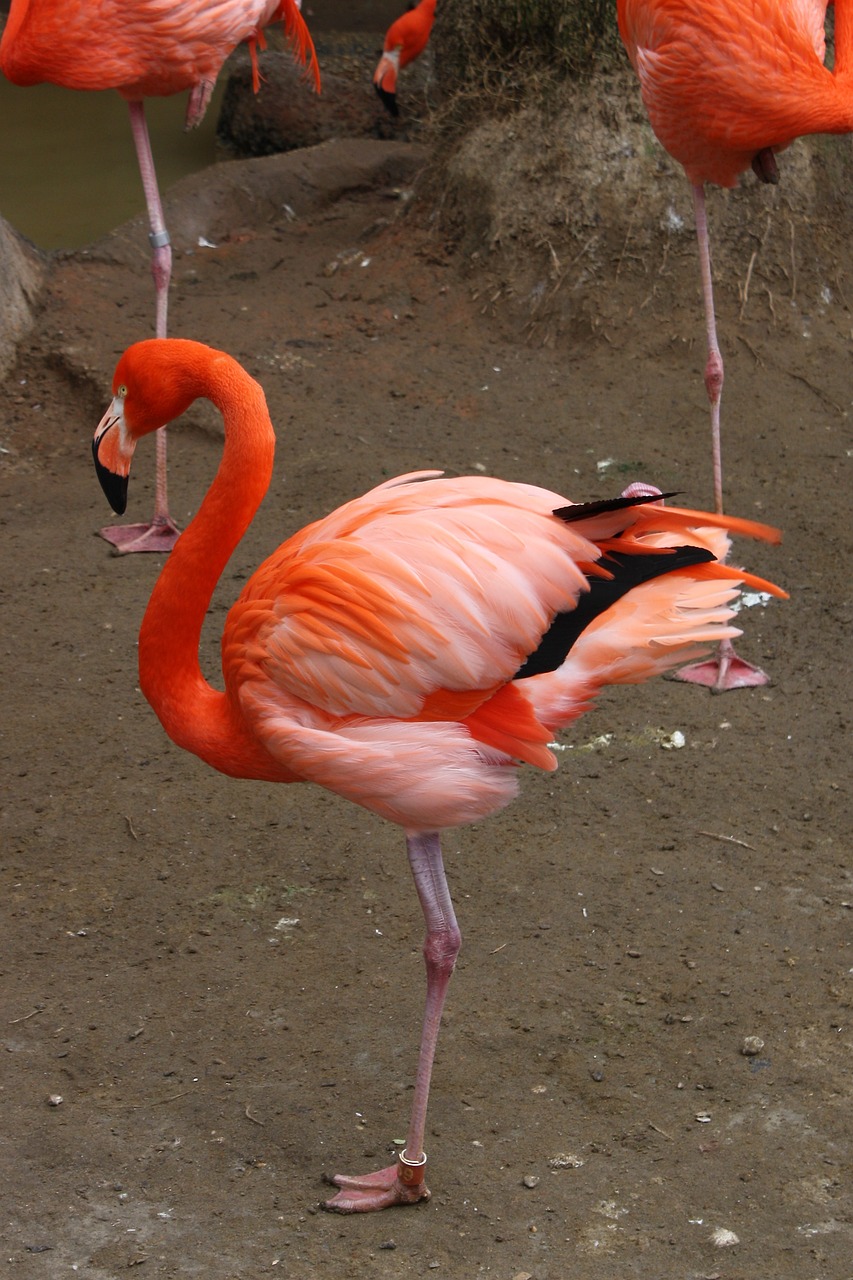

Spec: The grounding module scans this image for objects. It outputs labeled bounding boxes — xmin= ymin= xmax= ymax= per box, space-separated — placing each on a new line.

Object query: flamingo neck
xmin=0 ymin=0 xmax=28 ymax=79
xmin=137 ymin=361 xmax=283 ymax=780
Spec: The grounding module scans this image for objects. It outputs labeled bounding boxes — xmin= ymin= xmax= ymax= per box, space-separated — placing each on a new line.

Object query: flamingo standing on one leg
xmin=373 ymin=0 xmax=436 ymax=117
xmin=92 ymin=336 xmax=785 ymax=1212
xmin=0 ymin=0 xmax=319 ymax=553
xmin=617 ymin=0 xmax=853 ymax=688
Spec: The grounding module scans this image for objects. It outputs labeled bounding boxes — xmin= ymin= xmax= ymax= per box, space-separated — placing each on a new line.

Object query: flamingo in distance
xmin=373 ymin=0 xmax=436 ymax=117
xmin=617 ymin=0 xmax=853 ymax=688
xmin=92 ymin=337 xmax=784 ymax=1212
xmin=0 ymin=0 xmax=319 ymax=553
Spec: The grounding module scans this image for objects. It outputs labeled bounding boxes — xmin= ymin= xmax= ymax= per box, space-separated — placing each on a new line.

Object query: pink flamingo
xmin=374 ymin=0 xmax=436 ymax=117
xmin=1 ymin=0 xmax=319 ymax=552
xmin=618 ymin=0 xmax=853 ymax=687
xmin=93 ymin=337 xmax=784 ymax=1210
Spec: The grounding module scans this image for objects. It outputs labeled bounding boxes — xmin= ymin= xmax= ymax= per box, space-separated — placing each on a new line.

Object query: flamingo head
xmin=93 ymin=385 xmax=136 ymax=514
xmin=92 ymin=338 xmax=212 ymax=513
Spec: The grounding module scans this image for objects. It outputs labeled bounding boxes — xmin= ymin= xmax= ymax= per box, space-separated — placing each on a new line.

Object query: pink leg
xmin=692 ymin=183 xmax=724 ymax=517
xmin=324 ymin=832 xmax=461 ymax=1212
xmin=671 ymin=184 xmax=770 ymax=692
xmin=99 ymin=101 xmax=180 ymax=555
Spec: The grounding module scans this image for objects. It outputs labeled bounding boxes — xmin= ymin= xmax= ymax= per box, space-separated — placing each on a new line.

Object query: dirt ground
xmin=1 ymin=107 xmax=851 ymax=1280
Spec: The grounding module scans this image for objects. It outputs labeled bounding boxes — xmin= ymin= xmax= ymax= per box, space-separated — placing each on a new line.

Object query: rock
xmin=548 ymin=1152 xmax=584 ymax=1169
xmin=0 ymin=215 xmax=46 ymax=377
xmin=217 ymin=51 xmax=393 ymax=158
xmin=431 ymin=63 xmax=853 ymax=345
xmin=94 ymin=138 xmax=426 ymax=269
xmin=37 ymin=139 xmax=428 ymax=406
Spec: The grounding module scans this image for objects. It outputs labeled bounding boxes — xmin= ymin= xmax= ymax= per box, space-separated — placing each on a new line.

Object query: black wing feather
xmin=553 ymin=492 xmax=679 ymax=523
xmin=515 ymin=544 xmax=716 ymax=679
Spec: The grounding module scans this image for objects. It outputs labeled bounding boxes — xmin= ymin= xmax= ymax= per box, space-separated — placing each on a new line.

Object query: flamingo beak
xmin=93 ymin=395 xmax=134 ymax=515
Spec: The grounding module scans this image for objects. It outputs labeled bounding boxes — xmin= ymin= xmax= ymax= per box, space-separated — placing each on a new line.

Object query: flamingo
xmin=0 ymin=0 xmax=319 ymax=553
xmin=373 ymin=0 xmax=436 ymax=117
xmin=92 ymin=337 xmax=784 ymax=1212
xmin=617 ymin=0 xmax=853 ymax=688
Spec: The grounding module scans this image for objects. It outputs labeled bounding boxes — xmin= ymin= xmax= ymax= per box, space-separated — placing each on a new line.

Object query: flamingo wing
xmin=219 ymin=474 xmax=783 ymax=829
xmin=223 ymin=473 xmax=597 ymax=722
xmin=0 ymin=0 xmax=318 ymax=97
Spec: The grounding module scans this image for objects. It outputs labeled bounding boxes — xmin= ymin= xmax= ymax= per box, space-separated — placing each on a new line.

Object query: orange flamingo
xmin=0 ymin=0 xmax=318 ymax=553
xmin=617 ymin=0 xmax=853 ymax=688
xmin=373 ymin=0 xmax=436 ymax=117
xmin=92 ymin=338 xmax=784 ymax=1212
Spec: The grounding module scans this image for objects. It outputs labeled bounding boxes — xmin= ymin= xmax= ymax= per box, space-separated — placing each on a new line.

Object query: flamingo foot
xmin=185 ymin=79 xmax=215 ymax=129
xmin=670 ymin=638 xmax=770 ymax=693
xmin=99 ymin=516 xmax=181 ymax=555
xmin=322 ymin=1152 xmax=431 ymax=1213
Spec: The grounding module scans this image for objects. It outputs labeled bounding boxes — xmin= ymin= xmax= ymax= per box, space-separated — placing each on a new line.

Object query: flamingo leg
xmin=324 ymin=831 xmax=461 ymax=1212
xmin=671 ymin=184 xmax=770 ymax=692
xmin=99 ymin=100 xmax=180 ymax=554
xmin=692 ymin=182 xmax=725 ymax=517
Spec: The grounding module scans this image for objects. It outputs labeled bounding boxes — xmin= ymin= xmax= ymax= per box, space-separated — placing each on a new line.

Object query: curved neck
xmin=137 ymin=361 xmax=283 ymax=780
xmin=0 ymin=0 xmax=30 ymax=77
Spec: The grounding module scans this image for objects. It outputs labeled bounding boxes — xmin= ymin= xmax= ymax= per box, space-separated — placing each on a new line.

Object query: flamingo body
xmin=617 ymin=0 xmax=851 ymax=689
xmin=93 ymin=338 xmax=785 ymax=1210
xmin=1 ymin=0 xmax=318 ymax=553
xmin=618 ymin=0 xmax=853 ymax=188
xmin=0 ymin=0 xmax=318 ymax=108
xmin=373 ymin=0 xmax=435 ymax=116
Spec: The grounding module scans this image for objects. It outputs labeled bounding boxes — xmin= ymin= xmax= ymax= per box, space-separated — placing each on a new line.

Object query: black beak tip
xmin=93 ymin=439 xmax=128 ymax=515
xmin=374 ymin=84 xmax=399 ymax=117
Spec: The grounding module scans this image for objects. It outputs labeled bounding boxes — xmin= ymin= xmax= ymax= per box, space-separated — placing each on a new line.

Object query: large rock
xmin=119 ymin=138 xmax=426 ymax=254
xmin=39 ymin=140 xmax=427 ymax=397
xmin=0 ymin=216 xmax=46 ymax=376
xmin=430 ymin=64 xmax=853 ymax=345
xmin=216 ymin=42 xmax=433 ymax=159
xmin=218 ymin=51 xmax=388 ymax=157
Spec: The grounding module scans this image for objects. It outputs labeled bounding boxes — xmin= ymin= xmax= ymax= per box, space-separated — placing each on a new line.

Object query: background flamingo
xmin=374 ymin=0 xmax=436 ymax=117
xmin=0 ymin=0 xmax=318 ymax=553
xmin=92 ymin=336 xmax=784 ymax=1212
xmin=617 ymin=0 xmax=853 ymax=688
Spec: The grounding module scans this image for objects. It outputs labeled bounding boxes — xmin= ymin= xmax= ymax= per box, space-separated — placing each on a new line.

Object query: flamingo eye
xmin=117 ymin=384 xmax=127 ymax=398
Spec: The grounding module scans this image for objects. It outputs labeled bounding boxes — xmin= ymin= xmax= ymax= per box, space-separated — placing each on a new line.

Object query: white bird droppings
xmin=710 ymin=1226 xmax=740 ymax=1247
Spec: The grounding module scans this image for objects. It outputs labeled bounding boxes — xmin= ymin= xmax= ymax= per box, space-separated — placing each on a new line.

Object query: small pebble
xmin=741 ymin=1035 xmax=765 ymax=1057
xmin=47 ymin=1094 xmax=63 ymax=1107
xmin=548 ymin=1153 xmax=584 ymax=1169
xmin=710 ymin=1226 xmax=740 ymax=1247
xmin=522 ymin=1174 xmax=540 ymax=1189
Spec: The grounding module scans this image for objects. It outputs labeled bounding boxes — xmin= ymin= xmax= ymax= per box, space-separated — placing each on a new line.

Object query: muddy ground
xmin=1 ymin=94 xmax=852 ymax=1280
